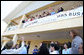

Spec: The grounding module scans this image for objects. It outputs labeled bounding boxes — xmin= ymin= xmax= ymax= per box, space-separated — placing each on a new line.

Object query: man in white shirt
xmin=50 ymin=43 xmax=59 ymax=54
xmin=1 ymin=37 xmax=25 ymax=54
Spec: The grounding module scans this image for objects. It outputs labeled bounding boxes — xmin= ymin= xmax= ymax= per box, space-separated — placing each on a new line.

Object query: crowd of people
xmin=22 ymin=7 xmax=64 ymax=23
xmin=1 ymin=29 xmax=83 ymax=54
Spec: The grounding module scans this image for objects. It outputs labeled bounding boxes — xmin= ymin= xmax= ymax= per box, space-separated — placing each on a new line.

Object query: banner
xmin=22 ymin=6 xmax=83 ymax=28
xmin=7 ymin=25 xmax=18 ymax=31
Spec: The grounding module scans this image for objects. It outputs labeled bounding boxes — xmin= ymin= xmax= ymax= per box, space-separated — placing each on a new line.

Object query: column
xmin=18 ymin=14 xmax=27 ymax=28
xmin=12 ymin=34 xmax=18 ymax=46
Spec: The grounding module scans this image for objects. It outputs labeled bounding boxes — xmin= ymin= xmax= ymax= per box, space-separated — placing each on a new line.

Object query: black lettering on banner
xmin=77 ymin=12 xmax=80 ymax=16
xmin=30 ymin=23 xmax=31 ymax=25
xmin=64 ymin=14 xmax=67 ymax=16
xmin=57 ymin=13 xmax=68 ymax=18
xmin=36 ymin=21 xmax=38 ymax=23
xmin=31 ymin=22 xmax=33 ymax=24
xmin=73 ymin=12 xmax=77 ymax=16
xmin=61 ymin=14 xmax=64 ymax=17
xmin=69 ymin=13 xmax=72 ymax=16
xmin=57 ymin=15 xmax=60 ymax=18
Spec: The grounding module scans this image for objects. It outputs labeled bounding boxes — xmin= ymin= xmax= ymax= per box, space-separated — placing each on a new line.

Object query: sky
xmin=1 ymin=1 xmax=22 ymax=35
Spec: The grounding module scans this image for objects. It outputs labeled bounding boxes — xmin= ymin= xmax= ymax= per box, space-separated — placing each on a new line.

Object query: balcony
xmin=2 ymin=6 xmax=83 ymax=36
xmin=22 ymin=6 xmax=83 ymax=28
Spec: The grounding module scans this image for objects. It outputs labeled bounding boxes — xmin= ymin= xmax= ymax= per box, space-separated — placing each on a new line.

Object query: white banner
xmin=23 ymin=6 xmax=83 ymax=28
xmin=7 ymin=25 xmax=18 ymax=31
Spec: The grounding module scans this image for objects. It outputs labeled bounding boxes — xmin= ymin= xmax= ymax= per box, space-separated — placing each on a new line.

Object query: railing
xmin=5 ymin=6 xmax=83 ymax=31
xmin=23 ymin=6 xmax=83 ymax=28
